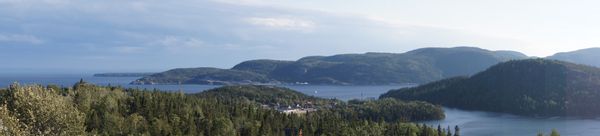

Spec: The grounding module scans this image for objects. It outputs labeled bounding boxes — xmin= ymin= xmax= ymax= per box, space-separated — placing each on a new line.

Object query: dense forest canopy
xmin=0 ymin=81 xmax=451 ymax=136
xmin=381 ymin=59 xmax=600 ymax=117
xmin=132 ymin=47 xmax=527 ymax=85
xmin=194 ymin=85 xmax=326 ymax=105
xmin=195 ymin=85 xmax=446 ymax=122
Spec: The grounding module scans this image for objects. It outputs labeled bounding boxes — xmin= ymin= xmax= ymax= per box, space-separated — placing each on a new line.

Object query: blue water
xmin=423 ymin=108 xmax=600 ymax=136
xmin=2 ymin=74 xmax=600 ymax=136
xmin=0 ymin=74 xmax=404 ymax=101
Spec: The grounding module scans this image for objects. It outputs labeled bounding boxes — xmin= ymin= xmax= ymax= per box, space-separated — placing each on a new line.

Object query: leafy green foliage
xmin=134 ymin=47 xmax=527 ymax=85
xmin=341 ymin=98 xmax=445 ymax=122
xmin=537 ymin=129 xmax=561 ymax=136
xmin=195 ymin=85 xmax=322 ymax=105
xmin=0 ymin=82 xmax=451 ymax=135
xmin=0 ymin=105 xmax=28 ymax=136
xmin=1 ymin=83 xmax=86 ymax=135
xmin=382 ymin=59 xmax=600 ymax=117
xmin=196 ymin=85 xmax=445 ymax=122
xmin=550 ymin=129 xmax=560 ymax=136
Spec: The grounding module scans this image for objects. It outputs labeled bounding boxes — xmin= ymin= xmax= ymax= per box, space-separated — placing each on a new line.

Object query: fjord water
xmin=423 ymin=108 xmax=600 ymax=136
xmin=2 ymin=74 xmax=600 ymax=136
xmin=0 ymin=74 xmax=404 ymax=100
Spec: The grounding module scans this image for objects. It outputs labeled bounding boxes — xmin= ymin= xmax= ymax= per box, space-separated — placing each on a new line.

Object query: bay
xmin=0 ymin=74 xmax=405 ymax=101
xmin=2 ymin=74 xmax=600 ymax=136
xmin=423 ymin=108 xmax=600 ymax=136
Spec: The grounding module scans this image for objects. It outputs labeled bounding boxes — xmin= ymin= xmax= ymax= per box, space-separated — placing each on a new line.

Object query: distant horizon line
xmin=1 ymin=46 xmax=598 ymax=74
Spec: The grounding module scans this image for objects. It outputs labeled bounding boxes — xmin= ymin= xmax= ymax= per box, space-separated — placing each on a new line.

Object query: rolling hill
xmin=381 ymin=59 xmax=600 ymax=117
xmin=547 ymin=47 xmax=600 ymax=67
xmin=132 ymin=47 xmax=528 ymax=85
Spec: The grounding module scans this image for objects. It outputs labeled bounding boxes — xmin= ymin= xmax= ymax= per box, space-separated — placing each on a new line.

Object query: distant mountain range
xmin=131 ymin=47 xmax=528 ymax=85
xmin=381 ymin=59 xmax=600 ymax=117
xmin=547 ymin=47 xmax=600 ymax=67
xmin=93 ymin=73 xmax=155 ymax=77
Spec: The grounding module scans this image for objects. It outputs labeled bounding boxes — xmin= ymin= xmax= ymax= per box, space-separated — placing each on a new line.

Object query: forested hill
xmin=547 ymin=47 xmax=600 ymax=67
xmin=195 ymin=85 xmax=324 ymax=105
xmin=132 ymin=47 xmax=528 ymax=85
xmin=93 ymin=72 xmax=155 ymax=77
xmin=0 ymin=82 xmax=449 ymax=135
xmin=195 ymin=85 xmax=446 ymax=122
xmin=381 ymin=59 xmax=600 ymax=117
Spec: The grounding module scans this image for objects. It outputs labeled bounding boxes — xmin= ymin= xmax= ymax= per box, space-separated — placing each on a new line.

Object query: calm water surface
xmin=0 ymin=74 xmax=404 ymax=100
xmin=1 ymin=74 xmax=600 ymax=136
xmin=423 ymin=108 xmax=600 ymax=136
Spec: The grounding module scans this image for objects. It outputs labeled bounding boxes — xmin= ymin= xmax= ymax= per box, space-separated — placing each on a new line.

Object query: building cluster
xmin=261 ymin=102 xmax=319 ymax=114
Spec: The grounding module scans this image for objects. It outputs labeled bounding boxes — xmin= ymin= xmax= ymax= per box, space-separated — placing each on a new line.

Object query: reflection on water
xmin=423 ymin=108 xmax=600 ymax=136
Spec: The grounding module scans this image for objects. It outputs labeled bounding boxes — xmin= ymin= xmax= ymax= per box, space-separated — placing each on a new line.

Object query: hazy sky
xmin=1 ymin=0 xmax=598 ymax=73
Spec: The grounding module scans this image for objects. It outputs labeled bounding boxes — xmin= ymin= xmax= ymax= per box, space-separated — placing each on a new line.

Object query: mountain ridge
xmin=381 ymin=59 xmax=600 ymax=117
xmin=132 ymin=46 xmax=528 ymax=85
xmin=547 ymin=47 xmax=600 ymax=67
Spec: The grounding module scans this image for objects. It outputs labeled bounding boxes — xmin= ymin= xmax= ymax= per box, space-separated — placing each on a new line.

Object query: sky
xmin=1 ymin=0 xmax=599 ymax=73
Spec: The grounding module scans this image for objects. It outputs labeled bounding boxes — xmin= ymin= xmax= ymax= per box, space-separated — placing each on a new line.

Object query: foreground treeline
xmin=0 ymin=81 xmax=454 ymax=136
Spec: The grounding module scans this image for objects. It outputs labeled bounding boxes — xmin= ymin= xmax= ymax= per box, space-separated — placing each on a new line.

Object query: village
xmin=261 ymin=101 xmax=337 ymax=114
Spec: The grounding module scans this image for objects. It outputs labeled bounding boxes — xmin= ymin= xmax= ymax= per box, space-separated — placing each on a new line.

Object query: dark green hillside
xmin=131 ymin=67 xmax=274 ymax=85
xmin=268 ymin=53 xmax=441 ymax=84
xmin=381 ymin=59 xmax=600 ymax=117
xmin=196 ymin=85 xmax=446 ymax=122
xmin=133 ymin=47 xmax=527 ymax=85
xmin=201 ymin=86 xmax=446 ymax=122
xmin=405 ymin=47 xmax=527 ymax=77
xmin=195 ymin=85 xmax=322 ymax=105
xmin=231 ymin=59 xmax=294 ymax=75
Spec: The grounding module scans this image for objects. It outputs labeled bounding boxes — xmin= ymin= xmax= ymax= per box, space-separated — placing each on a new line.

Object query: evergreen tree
xmin=437 ymin=125 xmax=443 ymax=136
xmin=0 ymin=83 xmax=457 ymax=135
xmin=453 ymin=125 xmax=460 ymax=136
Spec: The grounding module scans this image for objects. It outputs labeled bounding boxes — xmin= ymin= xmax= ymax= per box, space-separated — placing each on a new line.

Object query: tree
xmin=453 ymin=125 xmax=460 ymax=136
xmin=550 ymin=129 xmax=560 ymax=136
xmin=437 ymin=125 xmax=442 ymax=136
xmin=4 ymin=84 xmax=86 ymax=135
xmin=1 ymin=83 xmax=457 ymax=135
xmin=212 ymin=117 xmax=235 ymax=136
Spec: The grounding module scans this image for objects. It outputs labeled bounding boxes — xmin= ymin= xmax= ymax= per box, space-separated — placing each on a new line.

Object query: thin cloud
xmin=0 ymin=0 xmax=524 ymax=71
xmin=0 ymin=33 xmax=43 ymax=44
xmin=246 ymin=17 xmax=316 ymax=32
xmin=155 ymin=36 xmax=204 ymax=48
xmin=113 ymin=46 xmax=145 ymax=54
